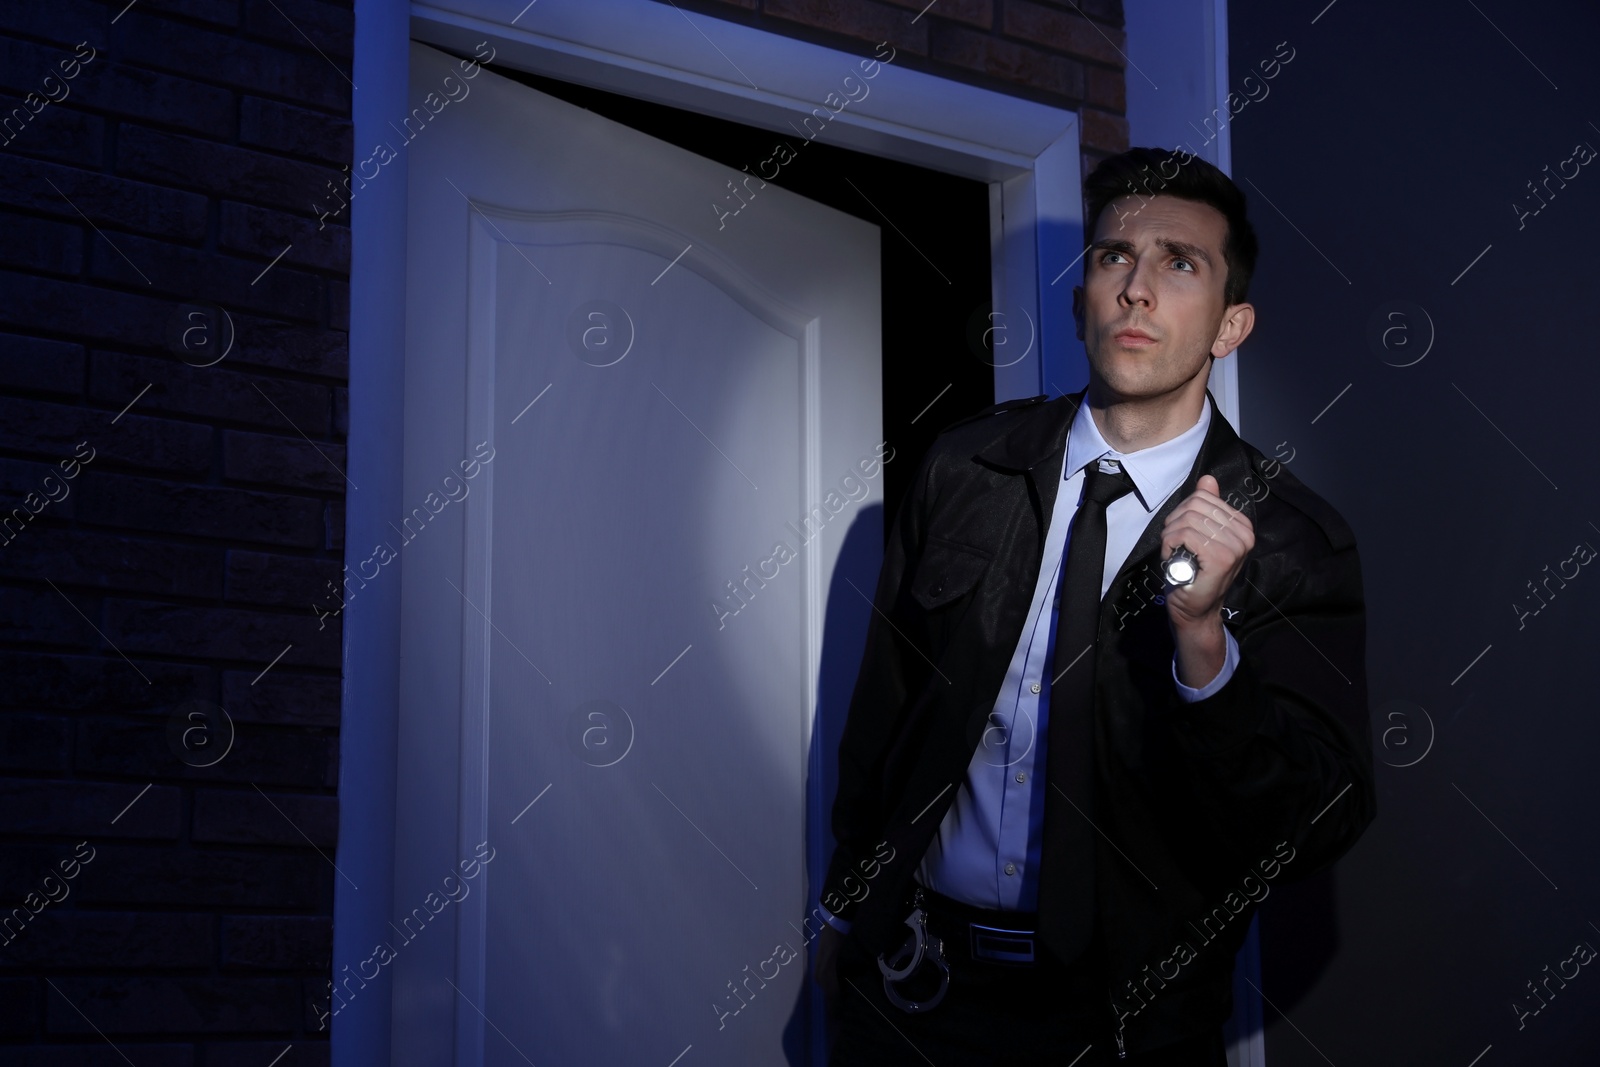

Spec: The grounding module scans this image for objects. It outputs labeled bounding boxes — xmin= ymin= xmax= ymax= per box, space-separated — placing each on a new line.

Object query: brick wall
xmin=660 ymin=0 xmax=1130 ymax=178
xmin=0 ymin=0 xmax=351 ymax=1060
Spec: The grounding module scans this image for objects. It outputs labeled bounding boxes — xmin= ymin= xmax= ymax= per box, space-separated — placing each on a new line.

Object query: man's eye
xmin=1172 ymin=258 xmax=1194 ymax=271
xmin=1100 ymin=251 xmax=1126 ymax=264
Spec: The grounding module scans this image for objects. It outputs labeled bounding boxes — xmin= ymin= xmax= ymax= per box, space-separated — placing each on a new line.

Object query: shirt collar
xmin=1064 ymin=396 xmax=1211 ymax=513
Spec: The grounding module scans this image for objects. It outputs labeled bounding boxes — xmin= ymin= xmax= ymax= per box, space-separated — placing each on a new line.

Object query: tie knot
xmin=1082 ymin=460 xmax=1135 ymax=508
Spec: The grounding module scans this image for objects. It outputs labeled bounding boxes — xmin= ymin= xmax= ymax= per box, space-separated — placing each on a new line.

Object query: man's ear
xmin=1072 ymin=285 xmax=1085 ymax=342
xmin=1211 ymin=302 xmax=1254 ymax=357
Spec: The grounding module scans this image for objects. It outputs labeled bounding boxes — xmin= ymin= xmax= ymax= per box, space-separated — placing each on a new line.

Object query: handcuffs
xmin=876 ymin=886 xmax=950 ymax=1012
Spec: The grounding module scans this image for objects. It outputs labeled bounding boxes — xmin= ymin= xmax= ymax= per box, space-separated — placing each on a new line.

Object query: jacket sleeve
xmin=1165 ymin=520 xmax=1377 ymax=880
xmin=819 ymin=444 xmax=938 ymax=924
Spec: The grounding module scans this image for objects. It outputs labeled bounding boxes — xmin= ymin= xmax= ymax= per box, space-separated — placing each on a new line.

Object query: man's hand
xmin=1162 ymin=474 xmax=1254 ymax=685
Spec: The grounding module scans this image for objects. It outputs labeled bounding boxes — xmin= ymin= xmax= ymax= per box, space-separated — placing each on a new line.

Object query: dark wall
xmin=0 ymin=0 xmax=351 ymax=1060
xmin=1223 ymin=2 xmax=1600 ymax=1062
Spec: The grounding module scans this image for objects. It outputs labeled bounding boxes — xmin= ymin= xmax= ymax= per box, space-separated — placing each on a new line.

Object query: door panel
xmin=396 ymin=41 xmax=881 ymax=1066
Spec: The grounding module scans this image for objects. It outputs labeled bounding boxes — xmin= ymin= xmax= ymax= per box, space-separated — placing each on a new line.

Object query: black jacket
xmin=821 ymin=387 xmax=1376 ymax=1055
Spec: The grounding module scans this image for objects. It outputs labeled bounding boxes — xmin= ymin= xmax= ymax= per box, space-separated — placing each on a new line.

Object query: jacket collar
xmin=976 ymin=385 xmax=1256 ymax=592
xmin=976 ymin=386 xmax=1242 ymax=473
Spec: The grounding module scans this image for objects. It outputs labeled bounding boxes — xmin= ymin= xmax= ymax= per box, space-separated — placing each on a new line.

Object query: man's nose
xmin=1120 ymin=262 xmax=1154 ymax=306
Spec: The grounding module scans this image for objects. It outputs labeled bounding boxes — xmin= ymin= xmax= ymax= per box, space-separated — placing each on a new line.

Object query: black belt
xmin=915 ymin=884 xmax=1041 ymax=967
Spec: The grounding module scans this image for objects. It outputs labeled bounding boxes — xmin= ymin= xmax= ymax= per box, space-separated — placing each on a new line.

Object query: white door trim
xmin=342 ymin=3 xmax=1085 ymax=1063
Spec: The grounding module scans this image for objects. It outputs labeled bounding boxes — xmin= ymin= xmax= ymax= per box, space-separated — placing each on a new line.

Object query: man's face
xmin=1072 ymin=194 xmax=1251 ymax=403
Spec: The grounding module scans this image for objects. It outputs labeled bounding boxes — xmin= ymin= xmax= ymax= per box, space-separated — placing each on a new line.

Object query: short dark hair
xmin=1082 ymin=147 xmax=1259 ymax=307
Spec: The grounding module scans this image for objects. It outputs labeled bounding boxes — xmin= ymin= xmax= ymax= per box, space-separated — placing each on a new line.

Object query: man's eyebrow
xmin=1090 ymin=237 xmax=1213 ymax=268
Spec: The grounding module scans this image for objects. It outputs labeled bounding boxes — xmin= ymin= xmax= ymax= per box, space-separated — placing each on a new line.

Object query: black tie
xmin=1037 ymin=458 xmax=1135 ymax=967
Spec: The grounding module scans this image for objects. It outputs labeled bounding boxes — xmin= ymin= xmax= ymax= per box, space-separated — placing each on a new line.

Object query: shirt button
xmin=1015 ymin=772 xmax=1027 ymax=784
xmin=1004 ymin=863 xmax=1016 ymax=876
xmin=1030 ymin=683 xmax=1041 ymax=694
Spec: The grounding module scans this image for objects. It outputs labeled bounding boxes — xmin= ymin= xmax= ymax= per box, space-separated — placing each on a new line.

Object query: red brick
xmin=0 ymin=396 xmax=212 ymax=476
xmin=879 ymin=0 xmax=994 ymax=27
xmin=77 ymin=471 xmax=325 ymax=547
xmin=221 ymin=914 xmax=331 ymax=969
xmin=113 ymin=10 xmax=348 ymax=111
xmin=0 ymin=333 xmax=84 ymax=396
xmin=135 ymin=0 xmax=241 ymax=28
xmin=0 ymin=37 xmax=236 ymax=140
xmin=227 ymin=314 xmax=348 ymax=379
xmin=87 ymin=231 xmax=325 ymax=323
xmin=206 ymin=1045 xmax=328 ymax=1067
xmin=242 ymin=0 xmax=354 ymax=58
xmin=225 ymin=549 xmax=341 ymax=608
xmin=240 ymin=95 xmax=353 ymax=167
xmin=0 ymin=210 xmax=85 ymax=275
xmin=929 ymin=21 xmax=1084 ymax=98
xmin=102 ymin=599 xmax=343 ymax=670
xmin=1002 ymin=0 xmax=1127 ymax=67
xmin=118 ymin=125 xmax=345 ymax=216
xmin=0 ymin=92 xmax=106 ymax=167
xmin=0 ymin=587 xmax=101 ymax=648
xmin=0 ymin=529 xmax=225 ymax=599
xmin=1085 ymin=62 xmax=1124 ymax=112
xmin=77 ymin=716 xmax=339 ymax=789
xmin=0 ymin=777 xmax=182 ymax=839
xmin=88 ymin=350 xmax=334 ymax=435
xmin=224 ymin=429 xmax=347 ymax=492
xmin=0 ymin=457 xmax=81 ymax=523
xmin=0 ymin=976 xmax=32 ymax=1035
xmin=220 ymin=200 xmax=350 ymax=273
xmin=763 ymin=0 xmax=931 ymax=55
xmin=66 ymin=845 xmax=326 ymax=908
xmin=0 ymin=651 xmax=208 ymax=713
xmin=45 ymin=976 xmax=300 ymax=1035
xmin=194 ymin=787 xmax=338 ymax=846
xmin=0 ymin=270 xmax=178 ymax=349
xmin=0 ymin=715 xmax=70 ymax=774
xmin=9 ymin=1046 xmax=196 ymax=1067
xmin=0 ymin=0 xmax=110 ymax=47
xmin=0 ymin=912 xmax=213 ymax=968
xmin=221 ymin=670 xmax=340 ymax=728
xmin=1080 ymin=104 xmax=1128 ymax=153
xmin=0 ymin=156 xmax=207 ymax=241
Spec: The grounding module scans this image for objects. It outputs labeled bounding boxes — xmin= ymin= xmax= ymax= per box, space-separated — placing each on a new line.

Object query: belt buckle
xmin=970 ymin=922 xmax=1036 ymax=965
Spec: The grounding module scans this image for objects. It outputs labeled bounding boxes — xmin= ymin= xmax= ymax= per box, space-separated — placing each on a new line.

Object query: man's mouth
xmin=1114 ymin=329 xmax=1157 ymax=346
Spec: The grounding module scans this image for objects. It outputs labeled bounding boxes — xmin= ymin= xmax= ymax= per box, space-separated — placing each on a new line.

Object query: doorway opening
xmin=491 ymin=62 xmax=996 ymax=526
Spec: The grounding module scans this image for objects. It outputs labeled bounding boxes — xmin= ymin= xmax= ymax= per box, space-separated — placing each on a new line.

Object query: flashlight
xmin=1163 ymin=544 xmax=1199 ymax=587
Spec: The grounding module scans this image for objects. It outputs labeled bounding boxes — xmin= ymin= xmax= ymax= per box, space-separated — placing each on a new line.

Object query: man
xmin=812 ymin=146 xmax=1376 ymax=1065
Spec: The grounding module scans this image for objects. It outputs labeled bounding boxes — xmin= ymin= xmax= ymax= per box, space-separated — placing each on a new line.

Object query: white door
xmin=391 ymin=41 xmax=883 ymax=1066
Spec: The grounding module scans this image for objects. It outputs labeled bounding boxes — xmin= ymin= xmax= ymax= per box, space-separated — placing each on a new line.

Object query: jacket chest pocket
xmin=909 ymin=537 xmax=994 ymax=663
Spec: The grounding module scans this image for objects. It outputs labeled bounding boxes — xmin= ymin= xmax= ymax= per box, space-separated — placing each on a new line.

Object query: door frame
xmin=342 ymin=2 xmax=1102 ymax=1062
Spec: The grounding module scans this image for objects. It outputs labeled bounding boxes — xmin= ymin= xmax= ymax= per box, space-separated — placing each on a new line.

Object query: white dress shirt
xmin=821 ymin=398 xmax=1240 ymax=931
